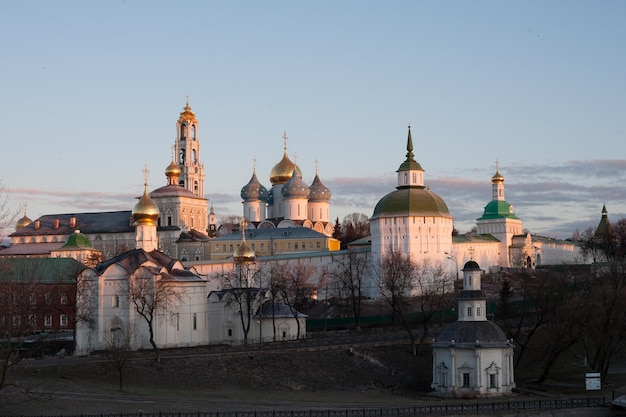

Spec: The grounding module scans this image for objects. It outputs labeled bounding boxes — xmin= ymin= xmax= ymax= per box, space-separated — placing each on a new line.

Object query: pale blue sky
xmin=1 ymin=1 xmax=625 ymax=238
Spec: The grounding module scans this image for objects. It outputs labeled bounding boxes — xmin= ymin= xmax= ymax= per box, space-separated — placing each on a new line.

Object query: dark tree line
xmin=496 ymin=262 xmax=626 ymax=383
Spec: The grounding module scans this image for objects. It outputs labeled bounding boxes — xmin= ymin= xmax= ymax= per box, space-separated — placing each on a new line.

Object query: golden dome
xmin=165 ymin=160 xmax=181 ymax=178
xmin=16 ymin=214 xmax=32 ymax=229
xmin=15 ymin=204 xmax=32 ymax=229
xmin=132 ymin=184 xmax=160 ymax=226
xmin=178 ymin=101 xmax=197 ymax=124
xmin=491 ymin=169 xmax=504 ymax=183
xmin=233 ymin=238 xmax=255 ymax=263
xmin=270 ymin=150 xmax=302 ymax=185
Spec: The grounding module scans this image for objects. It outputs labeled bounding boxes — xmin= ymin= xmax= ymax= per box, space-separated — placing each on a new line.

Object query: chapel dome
xmin=233 ymin=238 xmax=255 ymax=263
xmin=132 ymin=184 xmax=160 ymax=226
xmin=270 ymin=150 xmax=302 ymax=185
xmin=462 ymin=260 xmax=480 ymax=271
xmin=309 ymin=174 xmax=331 ymax=202
xmin=281 ymin=170 xmax=310 ymax=198
xmin=241 ymin=171 xmax=269 ymax=201
xmin=16 ymin=214 xmax=32 ymax=229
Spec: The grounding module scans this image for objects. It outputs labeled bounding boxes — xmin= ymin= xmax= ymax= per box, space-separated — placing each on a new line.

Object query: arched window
xmin=191 ymin=125 xmax=196 ymax=140
xmin=194 ymin=181 xmax=199 ymax=193
xmin=192 ymin=149 xmax=197 ymax=163
xmin=179 ymin=149 xmax=186 ymax=164
xmin=180 ymin=124 xmax=187 ymax=140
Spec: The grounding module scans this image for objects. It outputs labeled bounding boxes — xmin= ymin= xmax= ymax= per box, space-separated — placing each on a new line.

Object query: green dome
xmin=477 ymin=200 xmax=520 ymax=220
xmin=371 ymin=188 xmax=452 ymax=219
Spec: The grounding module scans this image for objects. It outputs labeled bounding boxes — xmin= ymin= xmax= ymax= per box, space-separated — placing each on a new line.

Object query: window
xmin=44 ymin=315 xmax=52 ymax=327
xmin=294 ymin=243 xmax=298 ymax=250
xmin=316 ymin=242 xmax=320 ymax=249
xmin=60 ymin=293 xmax=68 ymax=304
xmin=29 ymin=314 xmax=36 ymax=326
xmin=287 ymin=243 xmax=291 ymax=250
xmin=45 ymin=293 xmax=52 ymax=305
xmin=30 ymin=294 xmax=37 ymax=305
xmin=227 ymin=328 xmax=233 ymax=337
xmin=489 ymin=374 xmax=497 ymax=389
xmin=476 ymin=307 xmax=481 ymax=317
xmin=462 ymin=373 xmax=470 ymax=388
xmin=193 ymin=313 xmax=197 ymax=330
xmin=60 ymin=315 xmax=68 ymax=327
xmin=467 ymin=307 xmax=472 ymax=317
xmin=112 ymin=295 xmax=120 ymax=308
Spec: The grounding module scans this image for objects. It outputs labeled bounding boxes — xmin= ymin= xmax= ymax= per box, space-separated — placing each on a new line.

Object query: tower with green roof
xmin=370 ymin=126 xmax=454 ymax=288
xmin=476 ymin=164 xmax=523 ymax=268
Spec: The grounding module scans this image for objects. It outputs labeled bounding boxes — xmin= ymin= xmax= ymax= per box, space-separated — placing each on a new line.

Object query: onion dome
xmin=241 ymin=170 xmax=269 ymax=201
xmin=309 ymin=173 xmax=331 ymax=202
xmin=281 ymin=169 xmax=310 ymax=198
xmin=165 ymin=160 xmax=181 ymax=179
xmin=178 ymin=101 xmax=197 ymax=124
xmin=15 ymin=205 xmax=32 ymax=230
xmin=233 ymin=237 xmax=255 ymax=263
xmin=270 ymin=133 xmax=302 ymax=185
xmin=132 ymin=183 xmax=160 ymax=226
xmin=491 ymin=168 xmax=504 ymax=184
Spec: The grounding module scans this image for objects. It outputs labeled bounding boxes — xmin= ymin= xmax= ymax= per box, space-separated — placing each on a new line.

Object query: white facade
xmin=75 ymin=250 xmax=209 ymax=355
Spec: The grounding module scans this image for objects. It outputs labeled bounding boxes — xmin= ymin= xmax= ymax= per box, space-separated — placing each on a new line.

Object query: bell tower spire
xmin=175 ymin=99 xmax=205 ymax=197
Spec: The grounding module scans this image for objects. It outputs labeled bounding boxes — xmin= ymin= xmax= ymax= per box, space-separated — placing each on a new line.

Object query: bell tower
xmin=175 ymin=100 xmax=205 ymax=198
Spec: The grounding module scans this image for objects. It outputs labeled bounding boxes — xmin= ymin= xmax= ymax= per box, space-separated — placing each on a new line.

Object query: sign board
xmin=585 ymin=372 xmax=601 ymax=391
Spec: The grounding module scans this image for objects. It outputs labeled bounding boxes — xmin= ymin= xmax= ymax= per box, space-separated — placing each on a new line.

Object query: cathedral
xmin=2 ymin=102 xmax=336 ymax=262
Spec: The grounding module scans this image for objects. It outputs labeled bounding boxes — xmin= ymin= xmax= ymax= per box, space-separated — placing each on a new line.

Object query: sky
xmin=1 ymin=1 xmax=626 ymax=239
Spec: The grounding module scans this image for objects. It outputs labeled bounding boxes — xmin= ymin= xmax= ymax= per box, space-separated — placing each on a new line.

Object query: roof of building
xmin=213 ymin=227 xmax=333 ymax=242
xmin=477 ymin=200 xmax=520 ymax=221
xmin=57 ymin=230 xmax=96 ymax=251
xmin=0 ymin=242 xmax=64 ymax=256
xmin=433 ymin=321 xmax=510 ymax=348
xmin=9 ymin=211 xmax=135 ymax=237
xmin=452 ymin=234 xmax=501 ymax=243
xmin=0 ymin=257 xmax=86 ymax=283
xmin=150 ymin=184 xmax=203 ymax=199
xmin=255 ymin=300 xmax=307 ymax=319
xmin=371 ymin=187 xmax=452 ymax=219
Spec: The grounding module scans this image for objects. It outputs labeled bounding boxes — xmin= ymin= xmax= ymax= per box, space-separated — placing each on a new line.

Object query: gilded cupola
xmin=132 ymin=182 xmax=160 ymax=226
xmin=269 ymin=132 xmax=302 ymax=185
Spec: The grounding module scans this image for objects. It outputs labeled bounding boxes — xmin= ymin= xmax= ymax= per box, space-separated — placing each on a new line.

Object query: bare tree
xmin=378 ymin=251 xmax=419 ymax=354
xmin=413 ymin=260 xmax=454 ymax=355
xmin=581 ymin=262 xmax=626 ymax=381
xmin=103 ymin=322 xmax=135 ymax=391
xmin=272 ymin=261 xmax=319 ymax=339
xmin=0 ymin=179 xmax=18 ymax=236
xmin=122 ymin=267 xmax=184 ymax=362
xmin=217 ymin=262 xmax=260 ymax=346
xmin=327 ymin=250 xmax=371 ymax=329
xmin=339 ymin=213 xmax=370 ymax=247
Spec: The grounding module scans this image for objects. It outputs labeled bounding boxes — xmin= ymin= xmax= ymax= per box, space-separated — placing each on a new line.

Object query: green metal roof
xmin=477 ymin=200 xmax=520 ymax=221
xmin=371 ymin=188 xmax=452 ymax=218
xmin=58 ymin=231 xmax=94 ymax=250
xmin=0 ymin=258 xmax=86 ymax=283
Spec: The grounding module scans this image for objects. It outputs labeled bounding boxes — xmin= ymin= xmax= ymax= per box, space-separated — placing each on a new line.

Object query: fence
xmin=16 ymin=396 xmax=608 ymax=417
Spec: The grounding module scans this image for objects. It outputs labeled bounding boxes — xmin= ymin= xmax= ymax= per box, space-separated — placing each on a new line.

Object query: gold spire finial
xmin=315 ymin=158 xmax=319 ymax=175
xmin=468 ymin=246 xmax=475 ymax=261
xmin=253 ymin=156 xmax=257 ymax=173
xmin=282 ymin=131 xmax=288 ymax=150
